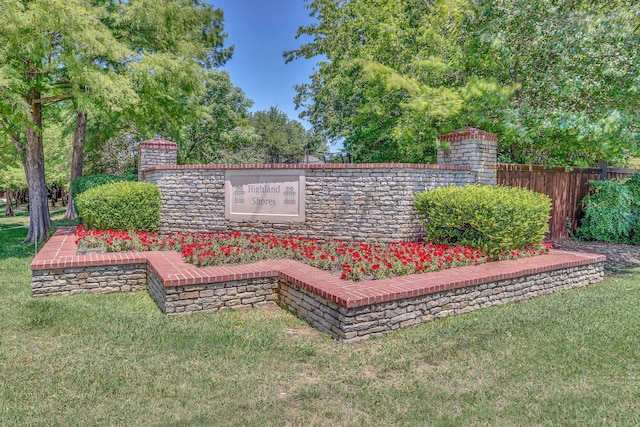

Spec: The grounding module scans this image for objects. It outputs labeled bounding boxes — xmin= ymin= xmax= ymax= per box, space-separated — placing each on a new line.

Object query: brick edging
xmin=143 ymin=163 xmax=472 ymax=172
xmin=32 ymin=227 xmax=606 ymax=309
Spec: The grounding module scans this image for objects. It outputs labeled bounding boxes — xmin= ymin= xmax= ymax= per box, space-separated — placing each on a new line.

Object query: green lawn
xmin=0 ymin=201 xmax=67 ymax=230
xmin=1 ymin=216 xmax=639 ymax=426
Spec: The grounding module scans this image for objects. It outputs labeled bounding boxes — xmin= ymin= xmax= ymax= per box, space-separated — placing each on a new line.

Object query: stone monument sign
xmin=224 ymin=170 xmax=305 ymax=222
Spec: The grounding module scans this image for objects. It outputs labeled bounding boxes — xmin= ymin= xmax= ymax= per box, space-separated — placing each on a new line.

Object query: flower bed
xmin=34 ymin=227 xmax=605 ymax=341
xmin=75 ymin=225 xmax=551 ymax=281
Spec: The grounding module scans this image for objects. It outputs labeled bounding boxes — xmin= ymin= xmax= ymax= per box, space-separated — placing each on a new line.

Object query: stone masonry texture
xmin=437 ymin=127 xmax=498 ymax=185
xmin=144 ymin=166 xmax=475 ymax=242
xmin=279 ymin=262 xmax=604 ymax=342
xmin=139 ymin=127 xmax=497 ymax=241
xmin=32 ymin=264 xmax=147 ymax=297
xmin=31 ymin=227 xmax=606 ymax=342
xmin=138 ymin=139 xmax=177 ymax=181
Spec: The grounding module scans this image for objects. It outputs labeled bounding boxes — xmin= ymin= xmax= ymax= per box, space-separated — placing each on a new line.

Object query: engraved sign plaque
xmin=225 ymin=170 xmax=305 ymax=222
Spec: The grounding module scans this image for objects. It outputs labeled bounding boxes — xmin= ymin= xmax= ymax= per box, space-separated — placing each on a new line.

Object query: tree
xmin=286 ymin=0 xmax=510 ymax=163
xmin=178 ymin=70 xmax=258 ymax=164
xmin=66 ymin=0 xmax=232 ymax=217
xmin=0 ymin=0 xmax=134 ymax=242
xmin=0 ymin=0 xmax=233 ymax=239
xmin=0 ymin=166 xmax=25 ymax=217
xmin=249 ymin=107 xmax=327 ymax=163
xmin=468 ymin=0 xmax=640 ymax=165
xmin=288 ymin=0 xmax=639 ymax=166
xmin=64 ymin=111 xmax=86 ymax=219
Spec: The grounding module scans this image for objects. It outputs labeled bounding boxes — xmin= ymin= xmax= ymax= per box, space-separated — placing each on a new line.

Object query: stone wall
xmin=139 ymin=127 xmax=498 ymax=241
xmin=280 ymin=262 xmax=605 ymax=342
xmin=148 ymin=272 xmax=280 ymax=314
xmin=437 ymin=127 xmax=498 ymax=185
xmin=31 ymin=227 xmax=606 ymax=342
xmin=32 ymin=264 xmax=147 ymax=297
xmin=144 ymin=165 xmax=474 ymax=241
xmin=138 ymin=139 xmax=177 ymax=181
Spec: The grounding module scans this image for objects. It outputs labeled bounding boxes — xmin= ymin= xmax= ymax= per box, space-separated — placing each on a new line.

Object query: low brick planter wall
xmin=30 ymin=228 xmax=148 ymax=297
xmin=32 ymin=264 xmax=147 ymax=297
xmin=280 ymin=264 xmax=603 ymax=341
xmin=32 ymin=227 xmax=606 ymax=342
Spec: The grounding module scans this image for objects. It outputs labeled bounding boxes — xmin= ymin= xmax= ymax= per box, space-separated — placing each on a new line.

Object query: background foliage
xmin=577 ymin=176 xmax=640 ymax=243
xmin=287 ymin=0 xmax=640 ymax=165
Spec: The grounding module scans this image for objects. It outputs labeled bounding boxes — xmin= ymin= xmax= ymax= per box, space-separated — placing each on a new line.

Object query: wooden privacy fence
xmin=497 ymin=164 xmax=637 ymax=239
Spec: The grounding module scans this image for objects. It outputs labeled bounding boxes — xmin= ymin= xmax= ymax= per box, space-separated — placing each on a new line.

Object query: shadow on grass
xmin=0 ymin=216 xmax=79 ymax=260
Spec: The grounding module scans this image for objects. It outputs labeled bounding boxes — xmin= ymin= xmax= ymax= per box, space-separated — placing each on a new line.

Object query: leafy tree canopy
xmin=471 ymin=0 xmax=640 ymax=165
xmin=249 ymin=106 xmax=328 ymax=164
xmin=287 ymin=0 xmax=640 ymax=166
xmin=178 ymin=70 xmax=258 ymax=164
xmin=0 ymin=0 xmax=232 ymax=241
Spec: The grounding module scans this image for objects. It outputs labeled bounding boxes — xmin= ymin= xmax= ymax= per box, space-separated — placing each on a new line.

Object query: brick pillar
xmin=138 ymin=139 xmax=178 ymax=181
xmin=437 ymin=127 xmax=497 ymax=185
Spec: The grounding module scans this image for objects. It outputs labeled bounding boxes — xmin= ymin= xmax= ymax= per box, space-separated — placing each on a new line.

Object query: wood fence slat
xmin=497 ymin=164 xmax=635 ymax=239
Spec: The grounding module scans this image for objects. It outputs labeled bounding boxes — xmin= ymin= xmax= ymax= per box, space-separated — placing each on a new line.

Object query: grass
xmin=1 ymin=214 xmax=639 ymax=426
xmin=0 ymin=201 xmax=67 ymax=230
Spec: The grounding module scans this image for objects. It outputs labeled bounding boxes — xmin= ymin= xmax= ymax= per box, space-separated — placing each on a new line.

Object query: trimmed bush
xmin=75 ymin=181 xmax=160 ymax=232
xmin=414 ymin=185 xmax=551 ymax=258
xmin=578 ymin=180 xmax=636 ymax=243
xmin=71 ymin=173 xmax=137 ymax=200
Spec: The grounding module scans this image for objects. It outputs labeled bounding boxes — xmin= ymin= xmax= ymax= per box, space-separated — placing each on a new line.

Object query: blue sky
xmin=211 ymin=0 xmax=319 ymax=128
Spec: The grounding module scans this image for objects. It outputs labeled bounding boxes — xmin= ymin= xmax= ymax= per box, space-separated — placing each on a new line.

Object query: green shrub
xmin=623 ymin=174 xmax=640 ymax=243
xmin=71 ymin=173 xmax=137 ymax=200
xmin=578 ymin=180 xmax=636 ymax=243
xmin=75 ymin=181 xmax=160 ymax=232
xmin=414 ymin=185 xmax=551 ymax=258
xmin=624 ymin=173 xmax=640 ymax=202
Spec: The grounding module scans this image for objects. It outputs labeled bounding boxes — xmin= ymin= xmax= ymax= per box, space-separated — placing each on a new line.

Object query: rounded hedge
xmin=71 ymin=173 xmax=137 ymax=200
xmin=414 ymin=184 xmax=551 ymax=258
xmin=75 ymin=181 xmax=160 ymax=232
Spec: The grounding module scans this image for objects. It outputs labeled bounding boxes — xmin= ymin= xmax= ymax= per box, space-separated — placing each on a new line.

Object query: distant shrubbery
xmin=414 ymin=185 xmax=551 ymax=258
xmin=577 ymin=174 xmax=640 ymax=244
xmin=75 ymin=181 xmax=160 ymax=232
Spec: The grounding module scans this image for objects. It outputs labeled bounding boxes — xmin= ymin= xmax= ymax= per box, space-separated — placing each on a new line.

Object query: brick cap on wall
xmin=438 ymin=127 xmax=498 ymax=143
xmin=33 ymin=227 xmax=606 ymax=309
xmin=139 ymin=139 xmax=178 ymax=150
xmin=144 ymin=163 xmax=471 ymax=172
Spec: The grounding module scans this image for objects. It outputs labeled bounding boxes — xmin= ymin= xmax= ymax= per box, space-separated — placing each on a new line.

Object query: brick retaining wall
xmin=32 ymin=227 xmax=606 ymax=342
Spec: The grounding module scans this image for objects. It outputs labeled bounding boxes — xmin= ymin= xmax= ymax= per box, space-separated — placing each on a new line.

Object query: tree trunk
xmin=24 ymin=89 xmax=51 ymax=244
xmin=4 ymin=189 xmax=14 ymax=216
xmin=64 ymin=111 xmax=86 ymax=220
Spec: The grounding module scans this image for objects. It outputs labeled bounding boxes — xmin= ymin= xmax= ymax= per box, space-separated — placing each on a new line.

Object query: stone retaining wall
xmin=31 ymin=228 xmax=606 ymax=342
xmin=139 ymin=127 xmax=499 ymax=242
xmin=148 ymin=272 xmax=280 ymax=314
xmin=32 ymin=264 xmax=147 ymax=297
xmin=280 ymin=263 xmax=604 ymax=342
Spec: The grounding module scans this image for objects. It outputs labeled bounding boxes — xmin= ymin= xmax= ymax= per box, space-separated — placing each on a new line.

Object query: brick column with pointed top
xmin=437 ymin=127 xmax=497 ymax=185
xmin=138 ymin=139 xmax=177 ymax=181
